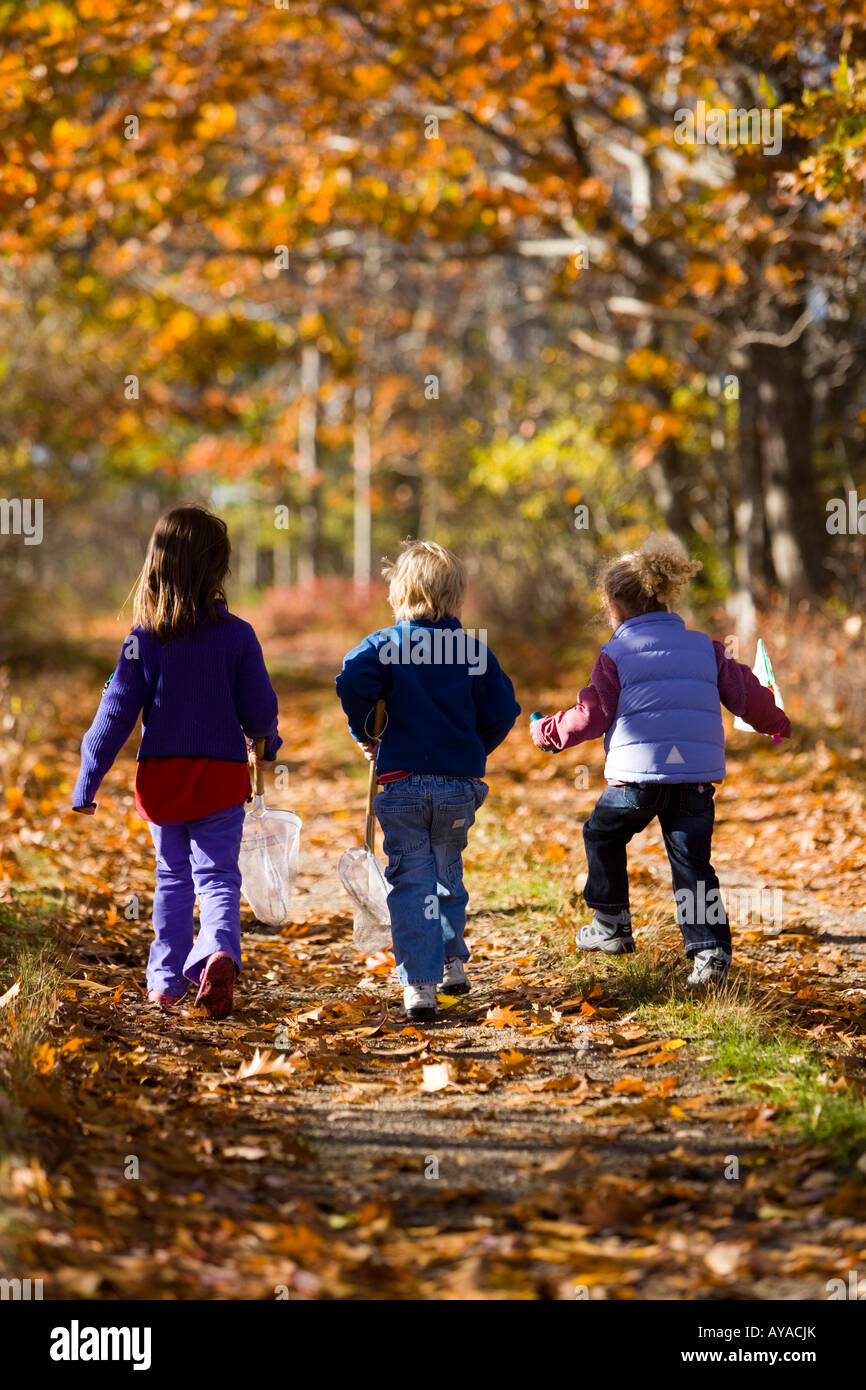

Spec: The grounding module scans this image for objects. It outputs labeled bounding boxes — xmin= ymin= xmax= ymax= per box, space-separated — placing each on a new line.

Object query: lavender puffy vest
xmin=601 ymin=611 xmax=726 ymax=784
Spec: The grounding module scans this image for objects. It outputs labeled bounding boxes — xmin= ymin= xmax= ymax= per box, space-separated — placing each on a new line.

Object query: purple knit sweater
xmin=73 ymin=606 xmax=281 ymax=809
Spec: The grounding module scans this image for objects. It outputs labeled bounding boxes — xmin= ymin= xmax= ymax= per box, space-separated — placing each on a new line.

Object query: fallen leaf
xmin=539 ymin=1147 xmax=578 ymax=1173
xmin=483 ymin=1004 xmax=528 ymax=1028
xmin=497 ymin=1048 xmax=530 ymax=1072
xmin=421 ymin=1061 xmax=458 ymax=1092
xmin=435 ymin=992 xmax=465 ymax=1010
xmin=0 ymin=978 xmax=21 ymax=1009
xmin=33 ymin=1043 xmax=57 ymax=1074
xmin=643 ymin=1049 xmax=683 ymax=1067
xmin=654 ymin=1072 xmax=679 ymax=1096
xmin=705 ymin=1240 xmax=754 ymax=1277
xmin=231 ymin=1049 xmax=298 ymax=1081
xmin=613 ymin=1075 xmax=646 ymax=1095
xmin=540 ymin=1073 xmax=590 ymax=1096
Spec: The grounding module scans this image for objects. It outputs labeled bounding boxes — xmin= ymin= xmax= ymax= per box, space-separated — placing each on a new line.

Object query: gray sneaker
xmin=440 ymin=958 xmax=470 ymax=996
xmin=686 ymin=949 xmax=731 ymax=988
xmin=576 ymin=910 xmax=635 ymax=955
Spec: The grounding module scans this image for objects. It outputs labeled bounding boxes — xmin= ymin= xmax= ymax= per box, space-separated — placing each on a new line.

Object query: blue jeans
xmin=374 ymin=774 xmax=489 ymax=985
xmin=582 ymin=783 xmax=731 ymax=957
xmin=147 ymin=802 xmax=245 ymax=995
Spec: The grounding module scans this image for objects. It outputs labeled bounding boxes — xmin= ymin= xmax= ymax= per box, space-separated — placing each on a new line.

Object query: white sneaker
xmin=403 ymin=983 xmax=437 ymax=1022
xmin=686 ymin=949 xmax=731 ymax=988
xmin=440 ymin=958 xmax=470 ymax=996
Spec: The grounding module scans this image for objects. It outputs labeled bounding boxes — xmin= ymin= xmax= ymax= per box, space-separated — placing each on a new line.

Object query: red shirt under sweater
xmin=135 ymin=757 xmax=251 ymax=825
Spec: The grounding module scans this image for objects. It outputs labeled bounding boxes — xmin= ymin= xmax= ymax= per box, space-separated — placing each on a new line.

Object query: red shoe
xmin=147 ymin=989 xmax=187 ymax=1010
xmin=194 ymin=952 xmax=235 ymax=1019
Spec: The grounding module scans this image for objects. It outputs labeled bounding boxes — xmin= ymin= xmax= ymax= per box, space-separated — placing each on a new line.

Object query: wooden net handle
xmin=364 ymin=700 xmax=386 ymax=852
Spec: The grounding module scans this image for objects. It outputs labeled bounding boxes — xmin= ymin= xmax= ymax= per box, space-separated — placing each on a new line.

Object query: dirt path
xmin=2 ymin=664 xmax=865 ymax=1300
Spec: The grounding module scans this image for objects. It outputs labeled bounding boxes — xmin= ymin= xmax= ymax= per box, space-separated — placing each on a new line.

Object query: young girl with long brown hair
xmin=73 ymin=505 xmax=281 ymax=1018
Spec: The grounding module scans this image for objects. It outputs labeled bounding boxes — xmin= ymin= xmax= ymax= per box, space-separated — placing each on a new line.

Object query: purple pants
xmin=147 ymin=802 xmax=245 ymax=996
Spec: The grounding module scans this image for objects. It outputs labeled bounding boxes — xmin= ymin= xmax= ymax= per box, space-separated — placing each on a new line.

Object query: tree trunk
xmin=645 ymin=325 xmax=695 ymax=538
xmin=353 ymin=378 xmax=372 ymax=590
xmin=710 ymin=400 xmax=735 ymax=593
xmin=255 ymin=546 xmax=274 ymax=589
xmin=297 ymin=339 xmax=320 ymax=585
xmin=238 ymin=531 xmax=257 ymax=591
xmin=750 ymin=327 xmax=824 ymax=598
xmin=273 ymin=536 xmax=292 ymax=589
xmin=731 ymin=369 xmax=769 ymax=644
xmin=646 ymin=437 xmax=693 ymax=537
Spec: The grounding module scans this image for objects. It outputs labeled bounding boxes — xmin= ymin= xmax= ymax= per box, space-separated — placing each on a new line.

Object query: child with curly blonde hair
xmin=531 ymin=537 xmax=790 ymax=986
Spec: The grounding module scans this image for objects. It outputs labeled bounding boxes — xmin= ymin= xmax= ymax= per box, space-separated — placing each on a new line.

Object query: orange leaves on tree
xmin=193 ymin=103 xmax=237 ymax=140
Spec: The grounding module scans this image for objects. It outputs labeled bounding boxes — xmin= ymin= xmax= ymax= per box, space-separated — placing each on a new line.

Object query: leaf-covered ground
xmin=1 ymin=636 xmax=865 ymax=1300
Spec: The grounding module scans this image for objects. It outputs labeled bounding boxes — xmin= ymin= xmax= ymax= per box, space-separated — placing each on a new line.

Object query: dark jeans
xmin=582 ymin=782 xmax=731 ymax=957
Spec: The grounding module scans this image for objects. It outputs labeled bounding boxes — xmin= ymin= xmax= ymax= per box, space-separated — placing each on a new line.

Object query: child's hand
xmin=249 ymin=750 xmax=275 ymax=775
xmin=530 ymin=712 xmax=554 ymax=751
xmin=358 ymin=739 xmax=379 ymax=762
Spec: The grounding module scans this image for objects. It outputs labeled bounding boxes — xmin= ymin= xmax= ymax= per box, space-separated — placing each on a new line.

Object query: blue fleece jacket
xmin=73 ymin=606 xmax=281 ymax=808
xmin=335 ymin=617 xmax=520 ymax=776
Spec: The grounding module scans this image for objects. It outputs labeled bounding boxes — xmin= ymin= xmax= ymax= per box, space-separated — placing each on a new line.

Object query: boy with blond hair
xmin=336 ymin=540 xmax=520 ymax=1021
